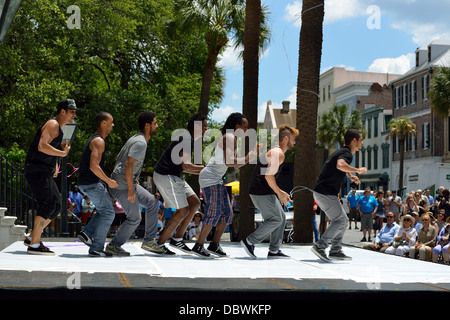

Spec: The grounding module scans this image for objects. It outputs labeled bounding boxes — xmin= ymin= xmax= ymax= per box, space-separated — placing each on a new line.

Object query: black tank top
xmin=248 ymin=148 xmax=281 ymax=195
xmin=77 ymin=134 xmax=106 ymax=185
xmin=24 ymin=118 xmax=63 ymax=176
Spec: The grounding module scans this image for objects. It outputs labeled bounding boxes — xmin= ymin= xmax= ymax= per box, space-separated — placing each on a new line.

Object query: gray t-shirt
xmin=112 ymin=133 xmax=147 ymax=190
xmin=387 ymin=195 xmax=402 ymax=213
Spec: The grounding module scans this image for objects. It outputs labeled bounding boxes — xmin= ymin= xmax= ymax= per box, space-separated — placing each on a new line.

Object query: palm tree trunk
xmin=293 ymin=0 xmax=324 ymax=243
xmin=198 ymin=50 xmax=219 ymax=117
xmin=398 ymin=139 xmax=405 ymax=197
xmin=239 ymin=0 xmax=260 ymax=240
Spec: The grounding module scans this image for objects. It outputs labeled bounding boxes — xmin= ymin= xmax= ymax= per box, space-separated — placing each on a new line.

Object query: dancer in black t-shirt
xmin=311 ymin=129 xmax=367 ymax=262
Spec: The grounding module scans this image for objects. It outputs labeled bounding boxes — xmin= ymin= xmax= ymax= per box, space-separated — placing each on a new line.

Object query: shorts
xmin=25 ymin=173 xmax=61 ymax=220
xmin=153 ymin=171 xmax=196 ymax=209
xmin=361 ymin=213 xmax=373 ymax=229
xmin=202 ymin=183 xmax=233 ymax=226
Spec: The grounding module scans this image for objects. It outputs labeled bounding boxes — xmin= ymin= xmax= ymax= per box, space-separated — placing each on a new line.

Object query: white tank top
xmin=199 ymin=134 xmax=235 ymax=189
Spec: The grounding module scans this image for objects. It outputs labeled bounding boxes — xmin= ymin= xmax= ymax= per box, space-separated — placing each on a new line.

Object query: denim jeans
xmin=78 ymin=182 xmax=115 ymax=253
xmin=109 ymin=184 xmax=159 ymax=247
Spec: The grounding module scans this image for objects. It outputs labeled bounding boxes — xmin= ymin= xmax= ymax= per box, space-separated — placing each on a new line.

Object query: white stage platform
xmin=1 ymin=240 xmax=449 ymax=288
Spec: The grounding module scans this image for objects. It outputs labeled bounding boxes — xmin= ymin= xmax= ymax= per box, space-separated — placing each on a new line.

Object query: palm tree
xmin=293 ymin=0 xmax=324 ymax=243
xmin=317 ymin=104 xmax=366 ymax=148
xmin=238 ymin=0 xmax=261 ymax=240
xmin=385 ymin=116 xmax=417 ymax=197
xmin=428 ymin=66 xmax=450 ymax=117
xmin=174 ymin=0 xmax=270 ymax=117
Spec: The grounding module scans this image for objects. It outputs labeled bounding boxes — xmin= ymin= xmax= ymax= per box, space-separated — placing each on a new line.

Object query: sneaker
xmin=207 ymin=243 xmax=228 ymax=258
xmin=78 ymin=230 xmax=93 ymax=247
xmin=141 ymin=239 xmax=165 ymax=254
xmin=329 ymin=251 xmax=352 ymax=261
xmin=159 ymin=245 xmax=176 ymax=255
xmin=169 ymin=238 xmax=191 ymax=253
xmin=105 ymin=243 xmax=130 ymax=256
xmin=240 ymin=238 xmax=256 ymax=259
xmin=192 ymin=243 xmax=213 ymax=259
xmin=360 ymin=237 xmax=367 ymax=242
xmin=89 ymin=250 xmax=113 ymax=257
xmin=311 ymin=245 xmax=331 ymax=263
xmin=27 ymin=243 xmax=55 ymax=256
xmin=267 ymin=250 xmax=290 ymax=259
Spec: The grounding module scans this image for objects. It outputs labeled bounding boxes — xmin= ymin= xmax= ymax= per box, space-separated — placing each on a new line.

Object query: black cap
xmin=57 ymin=99 xmax=82 ymax=113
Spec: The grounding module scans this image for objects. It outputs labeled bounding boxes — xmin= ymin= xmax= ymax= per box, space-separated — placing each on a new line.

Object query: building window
xmin=394 ymin=87 xmax=400 ymax=109
xmin=422 ymin=122 xmax=430 ymax=149
xmin=422 ymin=75 xmax=429 ymax=100
xmin=402 ymin=83 xmax=408 ymax=107
xmin=382 ymin=144 xmax=389 ymax=169
xmin=373 ymin=145 xmax=378 ymax=170
xmin=367 ymin=118 xmax=371 ymax=139
xmin=410 ymin=80 xmax=417 ymax=104
xmin=374 ymin=116 xmax=378 ymax=138
xmin=367 ymin=146 xmax=372 ymax=170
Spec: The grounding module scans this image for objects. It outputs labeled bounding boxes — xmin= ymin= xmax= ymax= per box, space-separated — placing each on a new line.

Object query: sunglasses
xmin=387 ymin=216 xmax=394 ymax=218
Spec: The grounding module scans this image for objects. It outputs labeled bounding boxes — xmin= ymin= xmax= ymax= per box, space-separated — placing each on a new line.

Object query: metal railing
xmin=0 ymin=153 xmax=36 ymax=233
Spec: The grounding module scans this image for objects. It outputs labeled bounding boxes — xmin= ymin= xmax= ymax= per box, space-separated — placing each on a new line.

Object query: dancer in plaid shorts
xmin=192 ymin=113 xmax=258 ymax=258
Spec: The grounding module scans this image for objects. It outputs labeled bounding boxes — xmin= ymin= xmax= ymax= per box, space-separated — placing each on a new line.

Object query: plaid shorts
xmin=202 ymin=183 xmax=233 ymax=226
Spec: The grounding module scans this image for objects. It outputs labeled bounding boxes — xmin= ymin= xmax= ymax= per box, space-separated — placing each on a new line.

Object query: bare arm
xmin=89 ymin=137 xmax=118 ymax=189
xmin=38 ymin=119 xmax=70 ymax=157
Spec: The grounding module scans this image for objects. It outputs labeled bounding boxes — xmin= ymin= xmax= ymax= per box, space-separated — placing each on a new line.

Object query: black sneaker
xmin=192 ymin=243 xmax=213 ymax=259
xmin=159 ymin=245 xmax=176 ymax=255
xmin=169 ymin=238 xmax=191 ymax=253
xmin=89 ymin=250 xmax=113 ymax=257
xmin=78 ymin=230 xmax=93 ymax=247
xmin=329 ymin=251 xmax=352 ymax=261
xmin=240 ymin=238 xmax=256 ymax=259
xmin=27 ymin=243 xmax=55 ymax=256
xmin=267 ymin=250 xmax=290 ymax=259
xmin=311 ymin=245 xmax=331 ymax=263
xmin=207 ymin=243 xmax=228 ymax=258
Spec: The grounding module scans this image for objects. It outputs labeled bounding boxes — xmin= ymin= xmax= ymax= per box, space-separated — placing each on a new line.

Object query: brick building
xmin=389 ymin=40 xmax=450 ymax=195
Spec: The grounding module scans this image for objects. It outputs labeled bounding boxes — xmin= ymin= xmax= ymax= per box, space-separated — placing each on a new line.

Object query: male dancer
xmin=241 ymin=125 xmax=298 ymax=259
xmin=151 ymin=114 xmax=207 ymax=254
xmin=192 ymin=113 xmax=259 ymax=258
xmin=77 ymin=112 xmax=118 ymax=256
xmin=311 ymin=129 xmax=367 ymax=262
xmin=105 ymin=112 xmax=161 ymax=256
xmin=24 ymin=99 xmax=77 ymax=255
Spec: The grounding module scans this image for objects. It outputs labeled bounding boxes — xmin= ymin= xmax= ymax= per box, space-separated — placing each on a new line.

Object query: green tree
xmin=429 ymin=66 xmax=450 ymax=117
xmin=385 ymin=117 xmax=416 ymax=196
xmin=317 ymin=104 xmax=366 ymax=148
xmin=173 ymin=0 xmax=270 ymax=117
xmin=293 ymin=0 xmax=324 ymax=243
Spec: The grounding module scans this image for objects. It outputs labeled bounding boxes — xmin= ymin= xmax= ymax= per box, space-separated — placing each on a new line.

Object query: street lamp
xmin=0 ymin=0 xmax=23 ymax=45
xmin=60 ymin=121 xmax=78 ymax=237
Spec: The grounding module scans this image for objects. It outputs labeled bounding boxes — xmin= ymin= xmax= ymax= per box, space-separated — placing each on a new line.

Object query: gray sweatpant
xmin=109 ymin=184 xmax=159 ymax=247
xmin=313 ymin=191 xmax=349 ymax=254
xmin=247 ymin=194 xmax=286 ymax=252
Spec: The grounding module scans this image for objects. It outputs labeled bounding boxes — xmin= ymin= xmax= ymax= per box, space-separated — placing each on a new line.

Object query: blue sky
xmin=211 ymin=0 xmax=450 ymax=123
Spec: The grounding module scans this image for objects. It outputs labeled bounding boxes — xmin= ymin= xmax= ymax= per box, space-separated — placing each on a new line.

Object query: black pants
xmin=25 ymin=173 xmax=61 ymax=220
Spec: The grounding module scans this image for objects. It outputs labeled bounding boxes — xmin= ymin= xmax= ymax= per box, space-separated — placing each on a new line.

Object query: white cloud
xmin=285 ymin=0 xmax=367 ymax=27
xmin=367 ymin=53 xmax=415 ymax=74
xmin=218 ymin=43 xmax=242 ymax=70
xmin=210 ymin=105 xmax=240 ymax=123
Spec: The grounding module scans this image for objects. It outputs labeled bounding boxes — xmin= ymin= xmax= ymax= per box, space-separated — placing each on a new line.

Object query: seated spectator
xmin=188 ymin=211 xmax=203 ymax=240
xmin=403 ymin=194 xmax=418 ymax=216
xmin=409 ymin=213 xmax=436 ymax=261
xmin=363 ymin=212 xmax=399 ymax=253
xmin=432 ymin=221 xmax=450 ymax=264
xmin=411 ymin=211 xmax=422 ymax=232
xmin=438 ymin=189 xmax=450 ymax=219
xmin=385 ymin=214 xmax=417 ymax=257
xmin=435 ymin=209 xmax=447 ymax=234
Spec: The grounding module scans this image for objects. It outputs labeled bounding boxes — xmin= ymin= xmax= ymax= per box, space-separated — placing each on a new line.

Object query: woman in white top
xmin=191 ymin=113 xmax=258 ymax=258
xmin=385 ymin=214 xmax=417 ymax=256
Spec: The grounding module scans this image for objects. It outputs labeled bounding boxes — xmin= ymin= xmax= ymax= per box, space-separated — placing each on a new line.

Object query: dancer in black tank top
xmin=24 ymin=99 xmax=79 ymax=255
xmin=241 ymin=125 xmax=299 ymax=259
